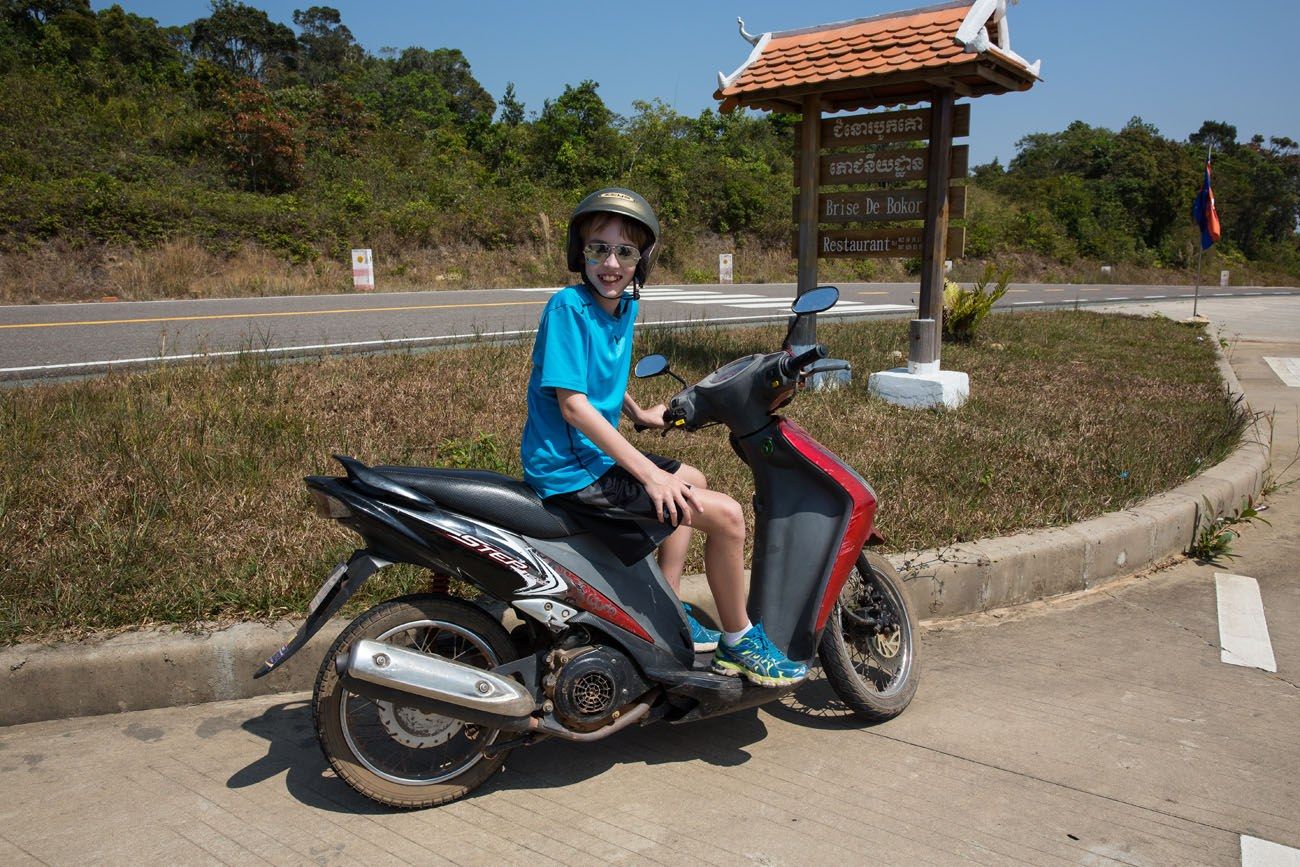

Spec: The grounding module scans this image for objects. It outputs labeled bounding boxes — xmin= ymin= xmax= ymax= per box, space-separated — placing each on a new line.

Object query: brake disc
xmin=872 ymin=627 xmax=902 ymax=659
xmin=375 ymin=699 xmax=462 ymax=748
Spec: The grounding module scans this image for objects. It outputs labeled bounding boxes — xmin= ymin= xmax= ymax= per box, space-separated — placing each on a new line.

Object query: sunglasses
xmin=583 ymin=241 xmax=642 ymax=267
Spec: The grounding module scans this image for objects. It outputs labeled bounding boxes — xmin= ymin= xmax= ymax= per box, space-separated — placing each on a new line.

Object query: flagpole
xmin=1192 ymin=142 xmax=1213 ymax=319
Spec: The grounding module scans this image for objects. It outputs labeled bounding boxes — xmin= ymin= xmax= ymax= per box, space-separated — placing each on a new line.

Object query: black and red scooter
xmin=256 ymin=285 xmax=918 ymax=808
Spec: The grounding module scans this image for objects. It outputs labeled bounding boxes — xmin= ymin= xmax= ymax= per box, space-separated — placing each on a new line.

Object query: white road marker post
xmin=351 ymin=249 xmax=374 ymax=292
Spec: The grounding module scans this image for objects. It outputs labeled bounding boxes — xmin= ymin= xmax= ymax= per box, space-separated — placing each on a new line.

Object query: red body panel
xmin=778 ymin=420 xmax=877 ymax=630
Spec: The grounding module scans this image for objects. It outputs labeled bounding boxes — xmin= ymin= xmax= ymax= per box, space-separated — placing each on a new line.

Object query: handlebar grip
xmin=781 ymin=344 xmax=828 ymax=377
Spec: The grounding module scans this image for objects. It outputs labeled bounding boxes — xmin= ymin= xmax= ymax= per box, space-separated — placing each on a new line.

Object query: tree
xmin=190 ymin=0 xmax=296 ymax=83
xmin=531 ymin=80 xmax=624 ymax=189
xmin=217 ymin=78 xmax=303 ymax=192
xmin=96 ymin=5 xmax=183 ymax=81
xmin=292 ymin=5 xmax=359 ymax=86
xmin=391 ymin=47 xmax=494 ymax=126
xmin=1189 ymin=120 xmax=1237 ymax=155
xmin=498 ymin=81 xmax=524 ymax=126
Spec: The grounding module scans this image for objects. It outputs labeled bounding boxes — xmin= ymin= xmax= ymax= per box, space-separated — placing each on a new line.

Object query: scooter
xmin=255 ymin=285 xmax=918 ymax=809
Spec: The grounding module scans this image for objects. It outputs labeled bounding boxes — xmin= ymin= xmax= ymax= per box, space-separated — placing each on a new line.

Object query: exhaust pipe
xmin=340 ymin=639 xmax=536 ymax=720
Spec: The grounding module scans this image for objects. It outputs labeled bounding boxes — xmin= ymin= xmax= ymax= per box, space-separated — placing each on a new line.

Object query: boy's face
xmin=583 ymin=216 xmax=638 ymax=305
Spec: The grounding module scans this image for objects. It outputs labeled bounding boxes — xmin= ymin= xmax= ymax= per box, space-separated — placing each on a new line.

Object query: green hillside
xmin=1 ymin=2 xmax=1296 ymax=302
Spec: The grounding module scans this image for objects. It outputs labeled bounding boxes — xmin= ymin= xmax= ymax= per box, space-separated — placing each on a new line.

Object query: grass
xmin=0 ymin=310 xmax=1245 ymax=645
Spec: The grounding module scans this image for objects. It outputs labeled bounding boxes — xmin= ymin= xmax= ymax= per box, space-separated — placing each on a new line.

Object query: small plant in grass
xmin=1189 ymin=496 xmax=1270 ymax=561
xmin=943 ymin=264 xmax=1011 ymax=343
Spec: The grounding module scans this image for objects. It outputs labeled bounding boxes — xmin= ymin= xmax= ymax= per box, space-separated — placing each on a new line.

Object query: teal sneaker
xmin=683 ymin=603 xmax=720 ymax=652
xmin=711 ymin=623 xmax=808 ymax=687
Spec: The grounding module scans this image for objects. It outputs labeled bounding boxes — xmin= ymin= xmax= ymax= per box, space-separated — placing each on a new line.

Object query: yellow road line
xmin=0 ymin=299 xmax=548 ymax=330
xmin=859 ymin=291 xmax=889 ymax=296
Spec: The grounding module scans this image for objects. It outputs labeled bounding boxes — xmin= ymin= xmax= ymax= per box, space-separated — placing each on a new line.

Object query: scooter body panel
xmin=739 ymin=418 xmax=877 ymax=662
xmin=524 ymin=535 xmax=696 ymax=669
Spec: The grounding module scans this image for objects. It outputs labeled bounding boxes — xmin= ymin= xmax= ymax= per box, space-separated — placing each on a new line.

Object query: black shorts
xmin=546 ymin=453 xmax=684 ymax=566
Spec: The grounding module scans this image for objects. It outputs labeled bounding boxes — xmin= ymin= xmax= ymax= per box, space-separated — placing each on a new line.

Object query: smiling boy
xmin=519 ymin=187 xmax=806 ymax=686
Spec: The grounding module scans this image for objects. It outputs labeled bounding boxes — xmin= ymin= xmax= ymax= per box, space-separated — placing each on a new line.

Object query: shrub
xmin=943 ymin=264 xmax=1010 ymax=343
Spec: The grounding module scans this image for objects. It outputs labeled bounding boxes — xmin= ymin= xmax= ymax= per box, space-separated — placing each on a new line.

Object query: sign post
xmin=712 ymin=0 xmax=1040 ymax=406
xmin=719 ymin=253 xmax=734 ymax=283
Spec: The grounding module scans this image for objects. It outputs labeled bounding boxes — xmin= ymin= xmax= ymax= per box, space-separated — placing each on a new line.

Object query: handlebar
xmin=779 ymin=344 xmax=828 ymax=377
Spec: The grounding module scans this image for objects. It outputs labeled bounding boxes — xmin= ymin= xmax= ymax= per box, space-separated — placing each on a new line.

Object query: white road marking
xmin=728 ymin=301 xmax=909 ymax=312
xmin=1011 ymin=301 xmax=1045 ymax=306
xmin=1145 ymin=295 xmax=1168 ymax=299
xmin=1214 ymin=573 xmax=1277 ymax=672
xmin=1105 ymin=296 xmax=1128 ymax=301
xmin=1242 ymin=836 xmax=1300 ymax=866
xmin=1263 ymin=357 xmax=1300 ymax=387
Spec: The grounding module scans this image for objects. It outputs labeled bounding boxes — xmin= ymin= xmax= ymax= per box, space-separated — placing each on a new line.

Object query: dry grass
xmin=0 ymin=311 xmax=1242 ymax=644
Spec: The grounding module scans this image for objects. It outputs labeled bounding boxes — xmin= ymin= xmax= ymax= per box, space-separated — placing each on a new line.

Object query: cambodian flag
xmin=1192 ymin=160 xmax=1221 ymax=250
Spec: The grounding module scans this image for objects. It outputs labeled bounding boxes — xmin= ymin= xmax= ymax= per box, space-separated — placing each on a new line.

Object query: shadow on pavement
xmin=226 ymin=675 xmax=873 ymax=813
xmin=226 ymin=700 xmax=391 ymax=815
xmin=763 ymin=668 xmax=882 ymax=731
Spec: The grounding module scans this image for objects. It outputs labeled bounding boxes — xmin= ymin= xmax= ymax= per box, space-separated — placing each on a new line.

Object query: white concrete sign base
xmin=868 ymin=367 xmax=970 ymax=409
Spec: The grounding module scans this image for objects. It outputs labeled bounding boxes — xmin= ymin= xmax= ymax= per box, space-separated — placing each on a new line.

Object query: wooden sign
xmin=799 ymin=187 xmax=967 ymax=224
xmin=794 ymin=103 xmax=971 ymax=147
xmin=795 ymin=227 xmax=966 ymax=259
xmin=795 ymin=145 xmax=969 ymax=186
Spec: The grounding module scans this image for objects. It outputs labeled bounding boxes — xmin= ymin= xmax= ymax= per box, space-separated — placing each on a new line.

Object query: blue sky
xmin=92 ymin=0 xmax=1299 ymax=166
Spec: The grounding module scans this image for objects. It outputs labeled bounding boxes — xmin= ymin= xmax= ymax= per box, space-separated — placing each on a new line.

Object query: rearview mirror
xmin=791 ymin=285 xmax=839 ymax=316
xmin=634 ymin=354 xmax=670 ymax=379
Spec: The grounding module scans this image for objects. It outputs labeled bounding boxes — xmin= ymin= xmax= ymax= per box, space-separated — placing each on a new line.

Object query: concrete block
xmin=1067 ymin=512 xmax=1158 ymax=588
xmin=1140 ymin=493 xmax=1201 ymax=558
xmin=0 ymin=620 xmax=346 ymax=726
xmin=890 ymin=543 xmax=992 ymax=618
xmin=868 ymin=367 xmax=970 ymax=409
xmin=973 ymin=530 xmax=1088 ymax=611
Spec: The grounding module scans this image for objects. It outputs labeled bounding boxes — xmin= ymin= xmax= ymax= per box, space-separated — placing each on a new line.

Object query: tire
xmin=313 ymin=594 xmax=517 ymax=808
xmin=818 ymin=550 xmax=919 ymax=721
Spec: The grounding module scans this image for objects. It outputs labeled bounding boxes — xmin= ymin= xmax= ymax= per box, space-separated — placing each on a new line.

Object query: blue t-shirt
xmin=521 ymin=285 xmax=638 ymax=498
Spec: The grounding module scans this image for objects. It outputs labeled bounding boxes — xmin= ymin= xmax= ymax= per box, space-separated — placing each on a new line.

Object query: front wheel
xmin=818 ymin=550 xmax=919 ymax=721
xmin=312 ymin=594 xmax=517 ymax=808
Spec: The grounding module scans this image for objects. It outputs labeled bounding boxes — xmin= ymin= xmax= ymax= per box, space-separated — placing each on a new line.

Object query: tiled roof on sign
xmin=716 ymin=1 xmax=1036 ymax=113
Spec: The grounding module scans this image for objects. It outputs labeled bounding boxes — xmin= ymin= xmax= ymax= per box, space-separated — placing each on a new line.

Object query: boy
xmin=519 ymin=187 xmax=806 ymax=687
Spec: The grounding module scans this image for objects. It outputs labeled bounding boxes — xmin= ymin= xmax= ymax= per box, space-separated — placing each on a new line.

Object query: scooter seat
xmin=374 ymin=466 xmax=585 ymax=539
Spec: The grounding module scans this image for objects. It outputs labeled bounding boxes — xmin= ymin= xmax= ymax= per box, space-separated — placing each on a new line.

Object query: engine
xmin=543 ymin=642 xmax=649 ymax=733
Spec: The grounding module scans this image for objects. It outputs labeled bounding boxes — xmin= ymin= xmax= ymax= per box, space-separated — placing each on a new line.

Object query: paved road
xmin=2 ymin=281 xmax=1296 ymax=382
xmin=0 ymin=297 xmax=1296 ymax=864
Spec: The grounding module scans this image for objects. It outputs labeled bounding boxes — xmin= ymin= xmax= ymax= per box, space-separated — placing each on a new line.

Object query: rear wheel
xmin=312 ymin=594 xmax=516 ymax=808
xmin=818 ymin=551 xmax=919 ymax=721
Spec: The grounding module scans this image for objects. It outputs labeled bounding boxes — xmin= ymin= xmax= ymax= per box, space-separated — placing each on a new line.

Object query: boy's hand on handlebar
xmin=631 ymin=403 xmax=669 ymax=433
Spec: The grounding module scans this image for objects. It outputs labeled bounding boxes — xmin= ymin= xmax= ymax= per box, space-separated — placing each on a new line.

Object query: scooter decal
xmin=386 ymin=502 xmax=566 ymax=595
xmin=539 ymin=554 xmax=655 ymax=644
xmin=779 ymin=419 xmax=876 ymax=630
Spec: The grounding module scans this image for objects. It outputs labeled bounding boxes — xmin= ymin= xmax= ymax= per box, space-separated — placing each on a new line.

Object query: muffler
xmin=338 ymin=639 xmax=536 ymax=725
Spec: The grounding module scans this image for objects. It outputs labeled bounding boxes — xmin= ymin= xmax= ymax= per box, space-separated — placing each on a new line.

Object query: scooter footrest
xmin=658 ymin=668 xmax=744 ymax=703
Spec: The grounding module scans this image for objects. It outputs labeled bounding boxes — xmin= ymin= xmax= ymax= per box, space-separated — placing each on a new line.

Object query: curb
xmin=0 ymin=346 xmax=1270 ymax=727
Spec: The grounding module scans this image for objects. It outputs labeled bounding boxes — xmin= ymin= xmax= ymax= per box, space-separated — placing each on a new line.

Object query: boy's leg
xmin=676 ymin=486 xmax=748 ymax=634
xmin=656 ymin=463 xmax=706 ymax=593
